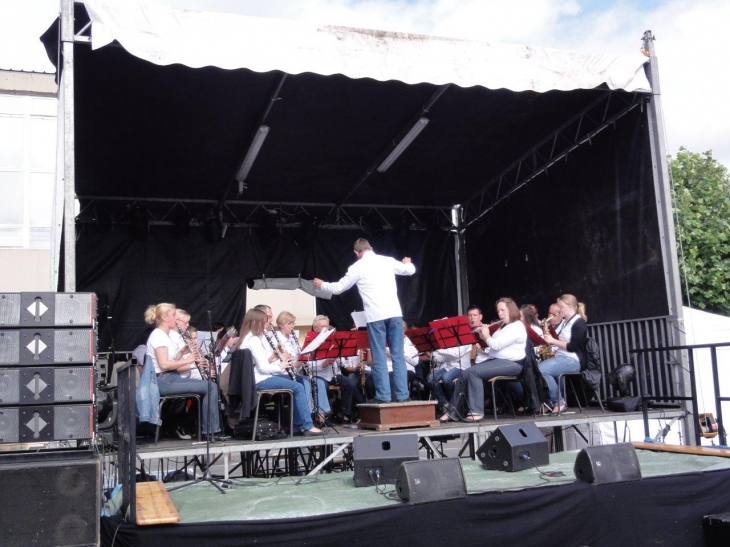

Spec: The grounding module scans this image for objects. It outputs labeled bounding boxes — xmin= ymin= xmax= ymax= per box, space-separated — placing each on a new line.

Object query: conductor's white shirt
xmin=320 ymin=250 xmax=416 ymax=323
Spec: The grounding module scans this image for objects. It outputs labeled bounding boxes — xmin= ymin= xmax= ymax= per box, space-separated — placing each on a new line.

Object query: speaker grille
xmin=0 ymin=331 xmax=20 ymax=365
xmin=54 ymin=405 xmax=93 ymax=440
xmin=54 ymin=368 xmax=93 ymax=402
xmin=0 ymin=293 xmax=21 ymax=327
xmin=53 ymin=330 xmax=95 ymax=364
xmin=0 ymin=369 xmax=21 ymax=405
xmin=0 ymin=408 xmax=20 ymax=443
xmin=54 ymin=293 xmax=96 ymax=327
xmin=0 ymin=457 xmax=100 ymax=547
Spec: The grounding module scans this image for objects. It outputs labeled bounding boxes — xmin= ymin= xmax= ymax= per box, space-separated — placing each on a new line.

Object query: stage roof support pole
xmin=60 ymin=0 xmax=77 ymax=291
xmin=452 ymin=205 xmax=468 ymax=314
xmin=642 ymin=30 xmax=693 ymax=443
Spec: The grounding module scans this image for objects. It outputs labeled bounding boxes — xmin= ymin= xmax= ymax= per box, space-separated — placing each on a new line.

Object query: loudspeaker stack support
xmin=0 ymin=292 xmax=100 ymax=547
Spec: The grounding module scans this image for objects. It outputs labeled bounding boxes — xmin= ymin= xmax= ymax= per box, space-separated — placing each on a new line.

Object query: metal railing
xmin=630 ymin=341 xmax=730 ymax=446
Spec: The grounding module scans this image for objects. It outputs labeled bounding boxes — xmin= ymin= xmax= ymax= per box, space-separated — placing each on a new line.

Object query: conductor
xmin=313 ymin=238 xmax=416 ymax=403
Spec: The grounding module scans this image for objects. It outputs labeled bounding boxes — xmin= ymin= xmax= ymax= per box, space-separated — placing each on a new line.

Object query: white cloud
xmin=1 ymin=0 xmax=727 ymax=166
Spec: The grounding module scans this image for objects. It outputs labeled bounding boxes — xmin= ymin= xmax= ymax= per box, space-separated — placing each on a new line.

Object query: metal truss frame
xmin=463 ymin=90 xmax=648 ymax=230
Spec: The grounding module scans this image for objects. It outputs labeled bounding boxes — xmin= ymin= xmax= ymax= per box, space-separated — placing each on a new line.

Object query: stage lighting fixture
xmin=377 ymin=117 xmax=429 ymax=173
xmin=608 ymin=364 xmax=635 ymax=397
xmin=205 ymin=209 xmax=223 ymax=243
xmin=236 ymin=125 xmax=270 ymax=192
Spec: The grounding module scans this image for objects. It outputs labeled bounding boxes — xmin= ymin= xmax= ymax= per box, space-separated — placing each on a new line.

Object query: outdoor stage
xmin=98 ymin=407 xmax=730 ymax=547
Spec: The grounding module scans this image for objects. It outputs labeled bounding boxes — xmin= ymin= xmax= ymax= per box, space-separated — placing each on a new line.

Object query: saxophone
xmin=537 ymin=317 xmax=556 ymax=361
xmin=358 ymin=349 xmax=367 ymax=388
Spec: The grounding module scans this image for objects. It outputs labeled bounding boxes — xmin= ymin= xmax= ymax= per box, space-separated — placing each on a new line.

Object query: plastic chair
xmin=154 ymin=393 xmax=202 ymax=444
xmin=252 ymin=389 xmax=294 ymax=440
xmin=556 ymin=372 xmax=606 ymax=416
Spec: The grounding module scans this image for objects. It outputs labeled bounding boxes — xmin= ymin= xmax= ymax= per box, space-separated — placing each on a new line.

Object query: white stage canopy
xmin=84 ymin=0 xmax=651 ymax=93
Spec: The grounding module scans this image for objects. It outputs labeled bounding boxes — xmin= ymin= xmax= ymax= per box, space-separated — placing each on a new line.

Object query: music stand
xmin=301 ymin=329 xmax=336 ymax=426
xmin=428 ymin=315 xmax=478 ymax=350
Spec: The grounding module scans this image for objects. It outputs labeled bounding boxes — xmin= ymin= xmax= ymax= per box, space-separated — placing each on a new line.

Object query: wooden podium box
xmin=357 ymin=401 xmax=438 ymax=431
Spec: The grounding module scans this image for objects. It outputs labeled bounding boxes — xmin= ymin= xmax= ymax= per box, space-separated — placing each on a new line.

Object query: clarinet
xmin=175 ymin=323 xmax=209 ymax=380
xmin=288 ymin=330 xmax=310 ymax=375
xmin=264 ymin=326 xmax=296 ymax=380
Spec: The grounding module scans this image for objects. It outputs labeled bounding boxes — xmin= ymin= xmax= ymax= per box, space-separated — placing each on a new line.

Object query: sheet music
xmin=301 ymin=327 xmax=335 ymax=355
xmin=351 ymin=311 xmax=367 ymax=328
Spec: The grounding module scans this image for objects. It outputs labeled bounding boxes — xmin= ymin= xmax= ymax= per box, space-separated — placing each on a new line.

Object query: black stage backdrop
xmin=80 ymin=226 xmax=456 ymax=352
xmin=100 ymin=467 xmax=730 ymax=547
xmin=465 ymin=107 xmax=667 ymax=322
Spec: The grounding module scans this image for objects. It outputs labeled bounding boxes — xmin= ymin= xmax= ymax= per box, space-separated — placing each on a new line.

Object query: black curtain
xmin=465 ymin=107 xmax=667 ymax=322
xmin=77 ymin=226 xmax=456 ymax=351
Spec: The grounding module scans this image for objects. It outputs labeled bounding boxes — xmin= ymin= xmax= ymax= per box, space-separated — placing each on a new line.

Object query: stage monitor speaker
xmin=0 ymin=454 xmax=100 ymax=547
xmin=353 ymin=433 xmax=419 ymax=487
xmin=0 ymin=367 xmax=94 ymax=406
xmin=573 ymin=443 xmax=642 ymax=484
xmin=0 ymin=329 xmax=96 ymax=366
xmin=0 ymin=292 xmax=96 ymax=328
xmin=0 ymin=404 xmax=94 ymax=444
xmin=394 ymin=458 xmax=467 ymax=504
xmin=477 ymin=422 xmax=549 ymax=472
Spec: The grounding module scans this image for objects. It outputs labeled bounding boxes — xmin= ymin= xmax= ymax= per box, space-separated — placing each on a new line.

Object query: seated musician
xmin=439 ymin=297 xmax=526 ymax=422
xmin=235 ymin=308 xmax=323 ymax=436
xmin=467 ymin=305 xmax=490 ymax=364
xmin=428 ymin=340 xmax=471 ymax=413
xmin=539 ymin=294 xmax=588 ymax=414
xmin=307 ymin=315 xmax=356 ymax=422
xmin=277 ymin=312 xmax=331 ymax=421
xmin=144 ymin=303 xmax=221 ymax=438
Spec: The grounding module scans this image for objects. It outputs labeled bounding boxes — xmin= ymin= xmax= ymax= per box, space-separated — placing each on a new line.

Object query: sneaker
xmin=366 ymin=398 xmax=391 ymax=405
xmin=175 ymin=427 xmax=192 ymax=440
xmin=397 ymin=398 xmax=413 ymax=403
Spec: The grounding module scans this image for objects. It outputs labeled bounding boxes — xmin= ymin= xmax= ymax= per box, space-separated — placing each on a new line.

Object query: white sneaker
xmin=175 ymin=427 xmax=192 ymax=440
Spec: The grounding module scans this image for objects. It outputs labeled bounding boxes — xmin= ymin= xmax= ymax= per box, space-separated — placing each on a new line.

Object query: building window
xmin=0 ymin=93 xmax=57 ymax=249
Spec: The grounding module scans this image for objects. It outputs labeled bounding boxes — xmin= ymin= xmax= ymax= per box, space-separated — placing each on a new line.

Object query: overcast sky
xmin=1 ymin=0 xmax=728 ymax=168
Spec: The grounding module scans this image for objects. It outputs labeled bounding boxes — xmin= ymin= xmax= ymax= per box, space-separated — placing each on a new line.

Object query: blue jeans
xmin=428 ymin=367 xmax=462 ymax=406
xmin=298 ymin=375 xmax=331 ymax=414
xmin=367 ymin=318 xmax=408 ymax=401
xmin=539 ymin=355 xmax=581 ymax=405
xmin=157 ymin=372 xmax=220 ymax=434
xmin=465 ymin=359 xmax=523 ymax=416
xmin=257 ymin=375 xmax=314 ymax=431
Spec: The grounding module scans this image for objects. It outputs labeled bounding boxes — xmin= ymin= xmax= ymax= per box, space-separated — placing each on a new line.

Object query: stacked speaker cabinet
xmin=0 ymin=293 xmax=97 ymax=447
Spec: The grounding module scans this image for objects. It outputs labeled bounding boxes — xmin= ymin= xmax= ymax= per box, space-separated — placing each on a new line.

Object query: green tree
xmin=670 ymin=148 xmax=730 ymax=315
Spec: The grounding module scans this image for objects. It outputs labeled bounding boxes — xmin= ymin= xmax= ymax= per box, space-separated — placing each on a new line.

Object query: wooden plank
xmin=359 ymin=419 xmax=440 ymax=431
xmin=633 ymin=442 xmax=730 ymax=458
xmin=136 ymin=481 xmax=181 ymax=526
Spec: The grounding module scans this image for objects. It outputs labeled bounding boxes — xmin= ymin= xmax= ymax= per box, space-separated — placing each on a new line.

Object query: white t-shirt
xmin=146 ymin=328 xmax=183 ymax=375
xmin=320 ymin=250 xmax=415 ymax=323
xmin=556 ymin=316 xmax=580 ymax=362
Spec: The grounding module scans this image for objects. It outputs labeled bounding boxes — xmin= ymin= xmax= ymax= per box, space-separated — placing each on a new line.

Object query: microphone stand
xmin=168 ymin=311 xmax=230 ymax=495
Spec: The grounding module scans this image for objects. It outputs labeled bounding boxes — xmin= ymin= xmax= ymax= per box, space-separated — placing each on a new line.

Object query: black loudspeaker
xmin=573 ymin=443 xmax=642 ymax=484
xmin=0 ymin=404 xmax=94 ymax=443
xmin=0 ymin=329 xmax=96 ymax=366
xmin=0 ymin=292 xmax=97 ymax=328
xmin=394 ymin=458 xmax=467 ymax=504
xmin=0 ymin=367 xmax=94 ymax=406
xmin=353 ymin=433 xmax=419 ymax=487
xmin=0 ymin=454 xmax=100 ymax=547
xmin=477 ymin=422 xmax=549 ymax=471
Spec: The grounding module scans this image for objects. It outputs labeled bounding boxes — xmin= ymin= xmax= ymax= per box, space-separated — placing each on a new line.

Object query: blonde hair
xmin=175 ymin=309 xmax=191 ymax=322
xmin=234 ymin=309 xmax=267 ymax=350
xmin=276 ymin=311 xmax=296 ymax=327
xmin=558 ymin=294 xmax=587 ymax=322
xmin=144 ymin=303 xmax=176 ymax=326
